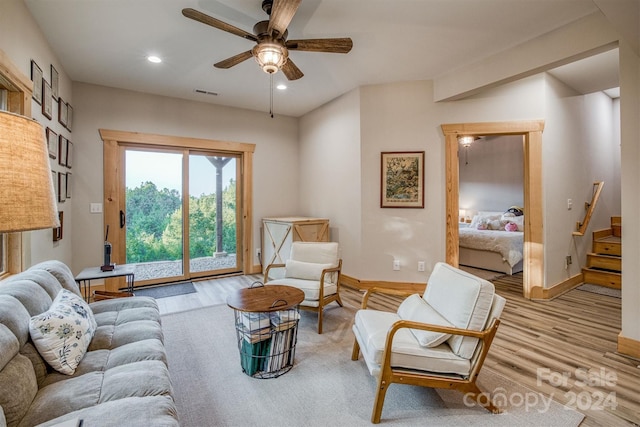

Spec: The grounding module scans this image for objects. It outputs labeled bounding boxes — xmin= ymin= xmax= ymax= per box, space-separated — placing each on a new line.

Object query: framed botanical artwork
xmin=53 ymin=211 xmax=63 ymax=242
xmin=66 ymin=104 xmax=73 ymax=132
xmin=46 ymin=127 xmax=57 ymax=158
xmin=52 ymin=171 xmax=57 ymax=200
xmin=42 ymin=79 xmax=52 ymax=119
xmin=50 ymin=64 xmax=59 ymax=101
xmin=30 ymin=60 xmax=43 ymax=105
xmin=58 ymin=97 xmax=68 ymax=127
xmin=380 ymin=151 xmax=425 ymax=208
xmin=66 ymin=172 xmax=72 ymax=199
xmin=58 ymin=135 xmax=68 ymax=167
xmin=57 ymin=172 xmax=66 ymax=203
xmin=65 ymin=140 xmax=73 ymax=169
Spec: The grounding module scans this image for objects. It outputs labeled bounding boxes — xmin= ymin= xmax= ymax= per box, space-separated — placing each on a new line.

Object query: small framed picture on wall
xmin=50 ymin=64 xmax=59 ymax=101
xmin=58 ymin=97 xmax=68 ymax=127
xmin=42 ymin=79 xmax=53 ymax=119
xmin=31 ymin=60 xmax=43 ymax=105
xmin=66 ymin=140 xmax=73 ymax=169
xmin=65 ymin=172 xmax=72 ymax=199
xmin=57 ymin=172 xmax=66 ymax=203
xmin=58 ymin=135 xmax=68 ymax=167
xmin=46 ymin=127 xmax=57 ymax=158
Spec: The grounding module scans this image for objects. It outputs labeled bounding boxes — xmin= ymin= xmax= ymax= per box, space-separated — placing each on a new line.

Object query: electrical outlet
xmin=418 ymin=261 xmax=425 ymax=272
xmin=90 ymin=203 xmax=102 ymax=213
xmin=256 ymin=248 xmax=261 ymax=258
xmin=565 ymin=255 xmax=572 ymax=269
xmin=393 ymin=260 xmax=400 ymax=271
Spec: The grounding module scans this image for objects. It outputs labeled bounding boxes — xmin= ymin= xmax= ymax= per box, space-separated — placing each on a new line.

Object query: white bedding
xmin=459 ymin=227 xmax=523 ymax=267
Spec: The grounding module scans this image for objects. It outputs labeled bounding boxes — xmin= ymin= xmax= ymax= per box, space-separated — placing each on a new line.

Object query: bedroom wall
xmin=71 ymin=83 xmax=299 ymax=275
xmin=458 ymin=135 xmax=524 ymax=217
xmin=0 ymin=0 xmax=74 ymax=268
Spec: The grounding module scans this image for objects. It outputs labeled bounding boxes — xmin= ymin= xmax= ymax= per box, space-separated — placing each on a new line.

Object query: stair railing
xmin=573 ymin=181 xmax=604 ymax=236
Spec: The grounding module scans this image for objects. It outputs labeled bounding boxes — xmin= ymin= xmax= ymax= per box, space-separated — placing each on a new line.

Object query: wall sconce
xmin=457 ymin=135 xmax=475 ymax=147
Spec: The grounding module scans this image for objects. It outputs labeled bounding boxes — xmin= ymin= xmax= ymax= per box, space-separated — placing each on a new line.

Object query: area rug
xmin=576 ymin=283 xmax=621 ymax=298
xmin=459 ymin=266 xmax=507 ymax=282
xmin=135 ymin=282 xmax=196 ymax=299
xmin=161 ymin=304 xmax=584 ymax=426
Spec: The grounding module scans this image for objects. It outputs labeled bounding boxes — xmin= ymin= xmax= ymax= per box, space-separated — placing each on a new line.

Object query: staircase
xmin=582 ymin=216 xmax=621 ymax=289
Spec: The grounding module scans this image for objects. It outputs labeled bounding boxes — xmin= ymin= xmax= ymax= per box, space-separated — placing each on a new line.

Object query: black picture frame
xmin=46 ymin=127 xmax=57 ymax=159
xmin=65 ymin=172 xmax=72 ymax=199
xmin=42 ymin=79 xmax=52 ymax=119
xmin=57 ymin=172 xmax=66 ymax=203
xmin=30 ymin=60 xmax=43 ymax=105
xmin=66 ymin=104 xmax=73 ymax=132
xmin=50 ymin=64 xmax=59 ymax=101
xmin=58 ymin=97 xmax=68 ymax=127
xmin=66 ymin=140 xmax=73 ymax=169
xmin=58 ymin=135 xmax=68 ymax=167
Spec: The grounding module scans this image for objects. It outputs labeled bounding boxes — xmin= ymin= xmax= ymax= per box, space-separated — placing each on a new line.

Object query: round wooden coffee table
xmin=227 ymin=283 xmax=304 ymax=378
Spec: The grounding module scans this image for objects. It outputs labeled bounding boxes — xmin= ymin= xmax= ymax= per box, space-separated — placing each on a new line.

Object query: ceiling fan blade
xmin=214 ymin=50 xmax=254 ymax=69
xmin=182 ymin=8 xmax=257 ymax=42
xmin=268 ymin=0 xmax=301 ymax=38
xmin=281 ymin=59 xmax=304 ymax=80
xmin=286 ymin=38 xmax=353 ymax=54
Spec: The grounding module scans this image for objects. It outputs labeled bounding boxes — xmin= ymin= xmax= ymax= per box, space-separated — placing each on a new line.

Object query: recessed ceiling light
xmin=147 ymin=55 xmax=162 ymax=64
xmin=276 ymin=84 xmax=287 ymax=90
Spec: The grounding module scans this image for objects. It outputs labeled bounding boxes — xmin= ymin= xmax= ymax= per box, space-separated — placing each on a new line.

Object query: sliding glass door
xmin=122 ymin=147 xmax=241 ymax=285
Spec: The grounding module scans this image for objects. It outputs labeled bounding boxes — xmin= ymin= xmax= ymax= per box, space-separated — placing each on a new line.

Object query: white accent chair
xmin=265 ymin=242 xmax=342 ymax=334
xmin=351 ymin=262 xmax=506 ymax=423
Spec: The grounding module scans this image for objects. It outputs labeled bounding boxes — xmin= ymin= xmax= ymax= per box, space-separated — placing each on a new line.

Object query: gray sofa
xmin=0 ymin=260 xmax=179 ymax=426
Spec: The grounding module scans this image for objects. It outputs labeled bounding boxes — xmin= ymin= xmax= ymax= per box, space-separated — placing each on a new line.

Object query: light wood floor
xmin=155 ymin=273 xmax=640 ymax=426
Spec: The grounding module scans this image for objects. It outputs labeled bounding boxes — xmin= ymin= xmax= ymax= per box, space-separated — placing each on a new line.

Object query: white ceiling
xmin=24 ymin=0 xmax=618 ymax=117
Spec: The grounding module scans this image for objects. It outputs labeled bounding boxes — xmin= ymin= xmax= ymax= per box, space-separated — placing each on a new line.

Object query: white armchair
xmin=351 ymin=262 xmax=506 ymax=423
xmin=265 ymin=242 xmax=343 ymax=334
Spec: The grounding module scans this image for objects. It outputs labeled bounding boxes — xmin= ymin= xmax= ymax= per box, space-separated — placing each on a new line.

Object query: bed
xmin=458 ymin=211 xmax=524 ymax=275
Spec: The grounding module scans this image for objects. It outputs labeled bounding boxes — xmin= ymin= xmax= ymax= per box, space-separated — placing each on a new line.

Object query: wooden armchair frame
xmin=351 ymin=288 xmax=502 ymax=424
xmin=265 ymin=259 xmax=343 ymax=334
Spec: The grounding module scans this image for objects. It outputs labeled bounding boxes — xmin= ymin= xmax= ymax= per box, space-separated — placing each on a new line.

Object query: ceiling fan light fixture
xmin=253 ymin=43 xmax=288 ymax=74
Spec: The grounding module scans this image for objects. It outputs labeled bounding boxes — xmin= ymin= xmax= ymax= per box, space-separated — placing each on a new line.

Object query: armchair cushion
xmin=423 ymin=263 xmax=495 ymax=359
xmin=267 ymin=278 xmax=337 ymax=305
xmin=353 ymin=310 xmax=471 ymax=376
xmin=284 ymin=259 xmax=334 ymax=282
xmin=397 ymin=294 xmax=454 ymax=347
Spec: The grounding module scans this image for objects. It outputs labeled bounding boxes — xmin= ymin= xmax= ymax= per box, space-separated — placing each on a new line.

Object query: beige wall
xmin=0 ymin=0 xmax=74 ymax=268
xmin=71 ymin=83 xmax=299 ymax=275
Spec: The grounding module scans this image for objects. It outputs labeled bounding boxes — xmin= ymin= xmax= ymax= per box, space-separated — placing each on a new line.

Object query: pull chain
xmin=269 ymin=73 xmax=274 ymax=118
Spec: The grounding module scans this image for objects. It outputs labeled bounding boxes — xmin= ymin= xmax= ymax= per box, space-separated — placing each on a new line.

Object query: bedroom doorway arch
xmin=441 ymin=121 xmax=545 ymax=299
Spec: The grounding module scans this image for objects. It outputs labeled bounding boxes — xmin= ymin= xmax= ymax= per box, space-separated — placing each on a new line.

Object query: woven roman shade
xmin=0 ymin=111 xmax=59 ymax=233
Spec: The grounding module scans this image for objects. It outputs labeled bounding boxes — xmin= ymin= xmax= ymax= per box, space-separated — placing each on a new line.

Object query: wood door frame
xmin=441 ymin=120 xmax=544 ymax=299
xmin=100 ymin=129 xmax=255 ymax=289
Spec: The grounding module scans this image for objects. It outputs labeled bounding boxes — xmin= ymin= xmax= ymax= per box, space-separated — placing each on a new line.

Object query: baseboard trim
xmin=529 ymin=273 xmax=583 ymax=300
xmin=341 ymin=274 xmax=424 ymax=293
xmin=618 ymin=333 xmax=640 ymax=359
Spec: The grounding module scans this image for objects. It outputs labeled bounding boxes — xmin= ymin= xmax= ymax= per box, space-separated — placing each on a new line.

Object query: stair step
xmin=592 ymin=235 xmax=621 ymax=256
xmin=586 ymin=253 xmax=621 ymax=272
xmin=582 ymin=268 xmax=621 ymax=289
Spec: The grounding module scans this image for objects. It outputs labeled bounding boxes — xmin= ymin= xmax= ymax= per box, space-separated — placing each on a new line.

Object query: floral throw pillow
xmin=29 ymin=289 xmax=96 ymax=375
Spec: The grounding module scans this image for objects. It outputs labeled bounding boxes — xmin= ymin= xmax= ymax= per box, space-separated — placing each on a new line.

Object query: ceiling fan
xmin=182 ymin=0 xmax=353 ymax=80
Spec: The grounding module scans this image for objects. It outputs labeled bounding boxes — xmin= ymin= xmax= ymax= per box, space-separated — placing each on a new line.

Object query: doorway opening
xmin=441 ymin=120 xmax=545 ymax=299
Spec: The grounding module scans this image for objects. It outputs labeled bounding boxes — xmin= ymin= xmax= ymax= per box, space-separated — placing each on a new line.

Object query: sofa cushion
xmin=29 ymin=290 xmax=96 ymax=375
xmin=0 ymin=353 xmax=38 ymax=427
xmin=397 ymin=294 xmax=453 ymax=347
xmin=28 ymin=260 xmax=82 ymax=297
xmin=423 ymin=262 xmax=495 ymax=359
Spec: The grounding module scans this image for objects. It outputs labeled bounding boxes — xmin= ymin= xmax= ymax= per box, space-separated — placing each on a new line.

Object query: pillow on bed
xmin=469 ymin=211 xmax=503 ymax=229
xmin=505 ymin=222 xmax=518 ymax=232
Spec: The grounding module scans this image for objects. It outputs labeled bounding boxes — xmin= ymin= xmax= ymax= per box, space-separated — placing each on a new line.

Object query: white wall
xmin=0 ymin=0 xmax=74 ymax=268
xmin=71 ymin=83 xmax=299 ymax=275
xmin=542 ymin=73 xmax=620 ymax=285
xmin=298 ymin=89 xmax=361 ymax=271
xmin=459 ymin=135 xmax=524 ymax=216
